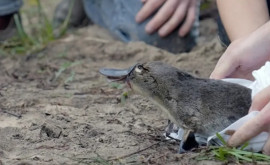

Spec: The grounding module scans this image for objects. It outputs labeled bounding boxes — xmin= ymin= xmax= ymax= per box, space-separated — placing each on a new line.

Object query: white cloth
xmin=208 ymin=61 xmax=270 ymax=152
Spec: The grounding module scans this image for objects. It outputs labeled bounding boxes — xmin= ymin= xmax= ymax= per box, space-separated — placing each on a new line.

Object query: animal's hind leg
xmin=179 ymin=130 xmax=191 ymax=153
xmin=179 ymin=130 xmax=199 ymax=153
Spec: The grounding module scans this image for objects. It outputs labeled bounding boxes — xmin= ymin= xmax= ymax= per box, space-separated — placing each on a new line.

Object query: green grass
xmin=121 ymin=91 xmax=129 ymax=104
xmin=54 ymin=61 xmax=80 ymax=82
xmin=197 ymin=133 xmax=270 ymax=163
xmin=200 ymin=0 xmax=214 ymax=10
xmin=0 ymin=0 xmax=74 ymax=56
xmin=109 ymin=82 xmax=124 ymax=89
xmin=108 ymin=82 xmax=130 ymax=104
xmin=212 ymin=146 xmax=270 ymax=162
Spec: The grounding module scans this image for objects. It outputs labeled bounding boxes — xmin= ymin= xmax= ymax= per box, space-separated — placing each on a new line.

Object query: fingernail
xmin=263 ymin=150 xmax=270 ymax=156
xmin=179 ymin=30 xmax=185 ymax=37
xmin=179 ymin=32 xmax=184 ymax=37
xmin=210 ymin=76 xmax=218 ymax=80
xmin=158 ymin=29 xmax=167 ymax=37
xmin=209 ymin=75 xmax=216 ymax=79
xmin=248 ymin=108 xmax=255 ymax=113
xmin=145 ymin=24 xmax=154 ymax=34
xmin=135 ymin=15 xmax=141 ymax=23
xmin=227 ymin=140 xmax=234 ymax=147
xmin=228 ymin=138 xmax=238 ymax=147
xmin=209 ymin=74 xmax=220 ymax=80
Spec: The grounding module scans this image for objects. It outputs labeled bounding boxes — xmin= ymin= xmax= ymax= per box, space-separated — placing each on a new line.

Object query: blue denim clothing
xmin=82 ymin=0 xmax=198 ymax=53
xmin=0 ymin=0 xmax=23 ymax=16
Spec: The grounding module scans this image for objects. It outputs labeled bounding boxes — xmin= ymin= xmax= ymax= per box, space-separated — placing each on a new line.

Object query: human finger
xmin=249 ymin=85 xmax=270 ymax=112
xmin=262 ymin=103 xmax=270 ymax=155
xmin=228 ymin=116 xmax=265 ymax=147
xmin=228 ymin=102 xmax=270 ymax=147
xmin=178 ymin=0 xmax=197 ymax=37
xmin=263 ymin=137 xmax=270 ymax=155
xmin=136 ymin=0 xmax=166 ymax=23
xmin=158 ymin=0 xmax=189 ymax=37
xmin=145 ymin=0 xmax=179 ymax=34
xmin=228 ymin=71 xmax=254 ymax=80
xmin=210 ymin=50 xmax=239 ymax=79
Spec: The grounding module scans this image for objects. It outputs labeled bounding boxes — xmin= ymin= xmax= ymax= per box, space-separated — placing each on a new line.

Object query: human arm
xmin=217 ymin=0 xmax=269 ymax=41
xmin=135 ymin=0 xmax=198 ymax=37
xmin=212 ymin=0 xmax=270 ymax=153
xmin=228 ymin=85 xmax=270 ymax=155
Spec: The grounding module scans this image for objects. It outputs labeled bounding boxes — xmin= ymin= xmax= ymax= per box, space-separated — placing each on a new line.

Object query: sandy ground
xmin=1 ymin=1 xmax=262 ymax=165
xmin=0 ymin=17 xmax=231 ymax=164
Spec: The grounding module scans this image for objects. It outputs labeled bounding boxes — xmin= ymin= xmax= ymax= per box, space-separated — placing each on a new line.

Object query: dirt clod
xmin=40 ymin=123 xmax=62 ymax=139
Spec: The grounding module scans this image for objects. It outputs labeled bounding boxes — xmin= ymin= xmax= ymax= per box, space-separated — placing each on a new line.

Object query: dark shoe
xmin=53 ymin=0 xmax=92 ymax=29
xmin=0 ymin=13 xmax=17 ymax=42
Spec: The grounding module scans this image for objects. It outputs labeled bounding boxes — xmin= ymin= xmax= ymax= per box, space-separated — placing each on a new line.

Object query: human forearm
xmin=217 ymin=0 xmax=269 ymax=41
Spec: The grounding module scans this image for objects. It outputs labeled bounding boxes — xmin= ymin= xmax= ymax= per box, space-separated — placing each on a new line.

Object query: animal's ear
xmin=177 ymin=71 xmax=193 ymax=80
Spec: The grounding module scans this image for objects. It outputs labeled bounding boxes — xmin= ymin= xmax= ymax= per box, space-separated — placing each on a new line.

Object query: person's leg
xmin=82 ymin=0 xmax=199 ymax=53
xmin=0 ymin=0 xmax=22 ymax=41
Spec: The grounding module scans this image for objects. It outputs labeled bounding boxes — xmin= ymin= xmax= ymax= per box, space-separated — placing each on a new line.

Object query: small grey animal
xmin=100 ymin=61 xmax=252 ymax=151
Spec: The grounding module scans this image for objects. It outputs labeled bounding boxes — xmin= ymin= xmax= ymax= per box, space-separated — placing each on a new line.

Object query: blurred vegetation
xmin=197 ymin=133 xmax=270 ymax=164
xmin=0 ymin=0 xmax=73 ymax=56
xmin=200 ymin=0 xmax=215 ymax=10
xmin=0 ymin=0 xmax=216 ymax=56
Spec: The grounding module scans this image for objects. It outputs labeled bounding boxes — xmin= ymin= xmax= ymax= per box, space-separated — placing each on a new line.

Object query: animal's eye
xmin=135 ymin=65 xmax=143 ymax=73
xmin=137 ymin=65 xmax=143 ymax=70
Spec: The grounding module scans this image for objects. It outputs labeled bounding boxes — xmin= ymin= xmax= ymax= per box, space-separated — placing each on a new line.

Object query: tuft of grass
xmin=109 ymin=82 xmax=129 ymax=104
xmin=0 ymin=0 xmax=74 ymax=55
xmin=200 ymin=0 xmax=212 ymax=10
xmin=109 ymin=82 xmax=124 ymax=89
xmin=65 ymin=71 xmax=75 ymax=84
xmin=197 ymin=133 xmax=270 ymax=163
xmin=55 ymin=61 xmax=80 ymax=81
xmin=91 ymin=157 xmax=111 ymax=165
xmin=55 ymin=0 xmax=75 ymax=38
xmin=211 ymin=146 xmax=270 ymax=163
xmin=121 ymin=91 xmax=129 ymax=104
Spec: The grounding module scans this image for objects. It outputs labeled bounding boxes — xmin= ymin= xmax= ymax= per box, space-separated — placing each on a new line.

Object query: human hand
xmin=136 ymin=0 xmax=198 ymax=37
xmin=228 ymin=85 xmax=270 ymax=155
xmin=210 ymin=22 xmax=270 ymax=80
